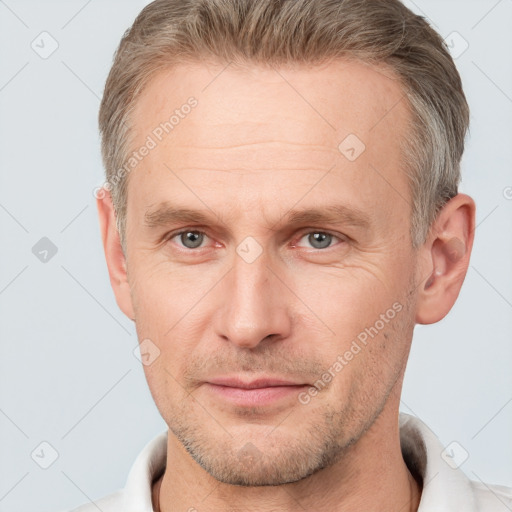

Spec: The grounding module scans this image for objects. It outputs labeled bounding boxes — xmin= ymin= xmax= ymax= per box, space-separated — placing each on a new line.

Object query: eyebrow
xmin=144 ymin=204 xmax=213 ymax=228
xmin=144 ymin=202 xmax=372 ymax=231
xmin=284 ymin=205 xmax=371 ymax=231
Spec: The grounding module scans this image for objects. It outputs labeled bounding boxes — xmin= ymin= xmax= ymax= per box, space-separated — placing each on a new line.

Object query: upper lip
xmin=207 ymin=376 xmax=306 ymax=389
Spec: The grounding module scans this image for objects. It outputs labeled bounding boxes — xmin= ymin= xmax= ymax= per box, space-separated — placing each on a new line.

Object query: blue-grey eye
xmin=308 ymin=232 xmax=333 ymax=249
xmin=180 ymin=231 xmax=204 ymax=249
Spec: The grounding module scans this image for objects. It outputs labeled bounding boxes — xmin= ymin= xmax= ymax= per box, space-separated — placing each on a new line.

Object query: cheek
xmin=289 ymin=264 xmax=413 ymax=394
xmin=130 ymin=263 xmax=211 ymax=380
xmin=292 ymin=264 xmax=402 ymax=342
xmin=129 ymin=257 xmax=205 ymax=329
xmin=140 ymin=358 xmax=188 ymax=423
xmin=313 ymin=302 xmax=412 ymax=418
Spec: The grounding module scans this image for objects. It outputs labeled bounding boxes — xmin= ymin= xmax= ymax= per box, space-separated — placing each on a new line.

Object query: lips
xmin=203 ymin=376 xmax=309 ymax=408
xmin=207 ymin=376 xmax=305 ymax=389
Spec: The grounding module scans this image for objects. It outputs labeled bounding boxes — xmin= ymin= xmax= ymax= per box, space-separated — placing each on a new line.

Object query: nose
xmin=214 ymin=246 xmax=292 ymax=349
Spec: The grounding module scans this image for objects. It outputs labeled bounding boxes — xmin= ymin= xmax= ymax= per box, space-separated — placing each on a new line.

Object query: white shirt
xmin=66 ymin=413 xmax=512 ymax=511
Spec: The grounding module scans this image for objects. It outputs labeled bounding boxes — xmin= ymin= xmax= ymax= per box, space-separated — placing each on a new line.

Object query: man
xmin=69 ymin=0 xmax=511 ymax=510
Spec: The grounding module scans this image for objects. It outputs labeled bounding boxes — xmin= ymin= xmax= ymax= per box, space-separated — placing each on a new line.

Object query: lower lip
xmin=203 ymin=383 xmax=308 ymax=407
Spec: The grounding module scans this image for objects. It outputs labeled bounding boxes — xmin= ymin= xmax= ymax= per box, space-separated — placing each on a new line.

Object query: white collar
xmin=398 ymin=413 xmax=477 ymax=511
xmin=116 ymin=413 xmax=498 ymax=511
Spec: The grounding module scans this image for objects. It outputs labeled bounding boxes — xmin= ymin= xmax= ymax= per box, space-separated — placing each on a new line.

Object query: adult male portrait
xmin=65 ymin=0 xmax=511 ymax=510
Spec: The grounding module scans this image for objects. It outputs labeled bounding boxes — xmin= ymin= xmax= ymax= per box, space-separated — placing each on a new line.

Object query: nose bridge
xmin=215 ymin=241 xmax=290 ymax=348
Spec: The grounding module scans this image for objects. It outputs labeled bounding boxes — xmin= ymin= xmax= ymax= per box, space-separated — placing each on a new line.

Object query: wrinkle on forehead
xmin=130 ymin=58 xmax=410 ymax=155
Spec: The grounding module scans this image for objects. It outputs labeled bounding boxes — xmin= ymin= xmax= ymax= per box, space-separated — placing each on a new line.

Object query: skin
xmin=98 ymin=59 xmax=475 ymax=511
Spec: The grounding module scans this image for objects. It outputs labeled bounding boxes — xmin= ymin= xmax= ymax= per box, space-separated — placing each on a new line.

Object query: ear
xmin=96 ymin=189 xmax=135 ymax=321
xmin=415 ymin=193 xmax=476 ymax=324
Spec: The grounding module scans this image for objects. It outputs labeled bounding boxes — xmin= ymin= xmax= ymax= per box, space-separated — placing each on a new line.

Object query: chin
xmin=195 ymin=452 xmax=327 ymax=487
xmin=175 ymin=422 xmax=346 ymax=487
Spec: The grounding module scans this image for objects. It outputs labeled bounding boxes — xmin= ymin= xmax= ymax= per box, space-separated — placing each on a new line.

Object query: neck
xmin=153 ymin=408 xmax=422 ymax=512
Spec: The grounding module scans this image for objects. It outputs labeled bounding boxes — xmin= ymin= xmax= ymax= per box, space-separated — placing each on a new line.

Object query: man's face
xmin=124 ymin=59 xmax=419 ymax=485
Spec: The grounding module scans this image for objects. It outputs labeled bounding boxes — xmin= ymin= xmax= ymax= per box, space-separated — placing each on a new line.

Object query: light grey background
xmin=0 ymin=1 xmax=511 ymax=511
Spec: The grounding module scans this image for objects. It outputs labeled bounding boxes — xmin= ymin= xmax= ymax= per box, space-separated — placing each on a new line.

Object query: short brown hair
xmin=99 ymin=0 xmax=469 ymax=251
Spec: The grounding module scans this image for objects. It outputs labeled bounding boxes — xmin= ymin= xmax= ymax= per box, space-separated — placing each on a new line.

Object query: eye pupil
xmin=308 ymin=232 xmax=332 ymax=249
xmin=181 ymin=231 xmax=203 ymax=248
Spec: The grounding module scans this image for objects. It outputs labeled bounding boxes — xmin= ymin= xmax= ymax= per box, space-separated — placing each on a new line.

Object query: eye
xmin=166 ymin=229 xmax=344 ymax=252
xmin=295 ymin=231 xmax=343 ymax=250
xmin=170 ymin=230 xmax=208 ymax=249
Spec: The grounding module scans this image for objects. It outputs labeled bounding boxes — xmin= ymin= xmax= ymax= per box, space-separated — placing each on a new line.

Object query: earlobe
xmin=415 ymin=194 xmax=476 ymax=325
xmin=96 ymin=190 xmax=135 ymax=321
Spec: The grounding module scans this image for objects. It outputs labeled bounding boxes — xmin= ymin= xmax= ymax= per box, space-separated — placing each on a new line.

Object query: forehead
xmin=127 ymin=59 xmax=412 ymax=229
xmin=131 ymin=58 xmax=409 ymax=147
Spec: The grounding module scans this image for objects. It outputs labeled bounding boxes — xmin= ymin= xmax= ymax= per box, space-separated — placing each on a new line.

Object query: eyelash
xmin=165 ymin=228 xmax=345 ymax=252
